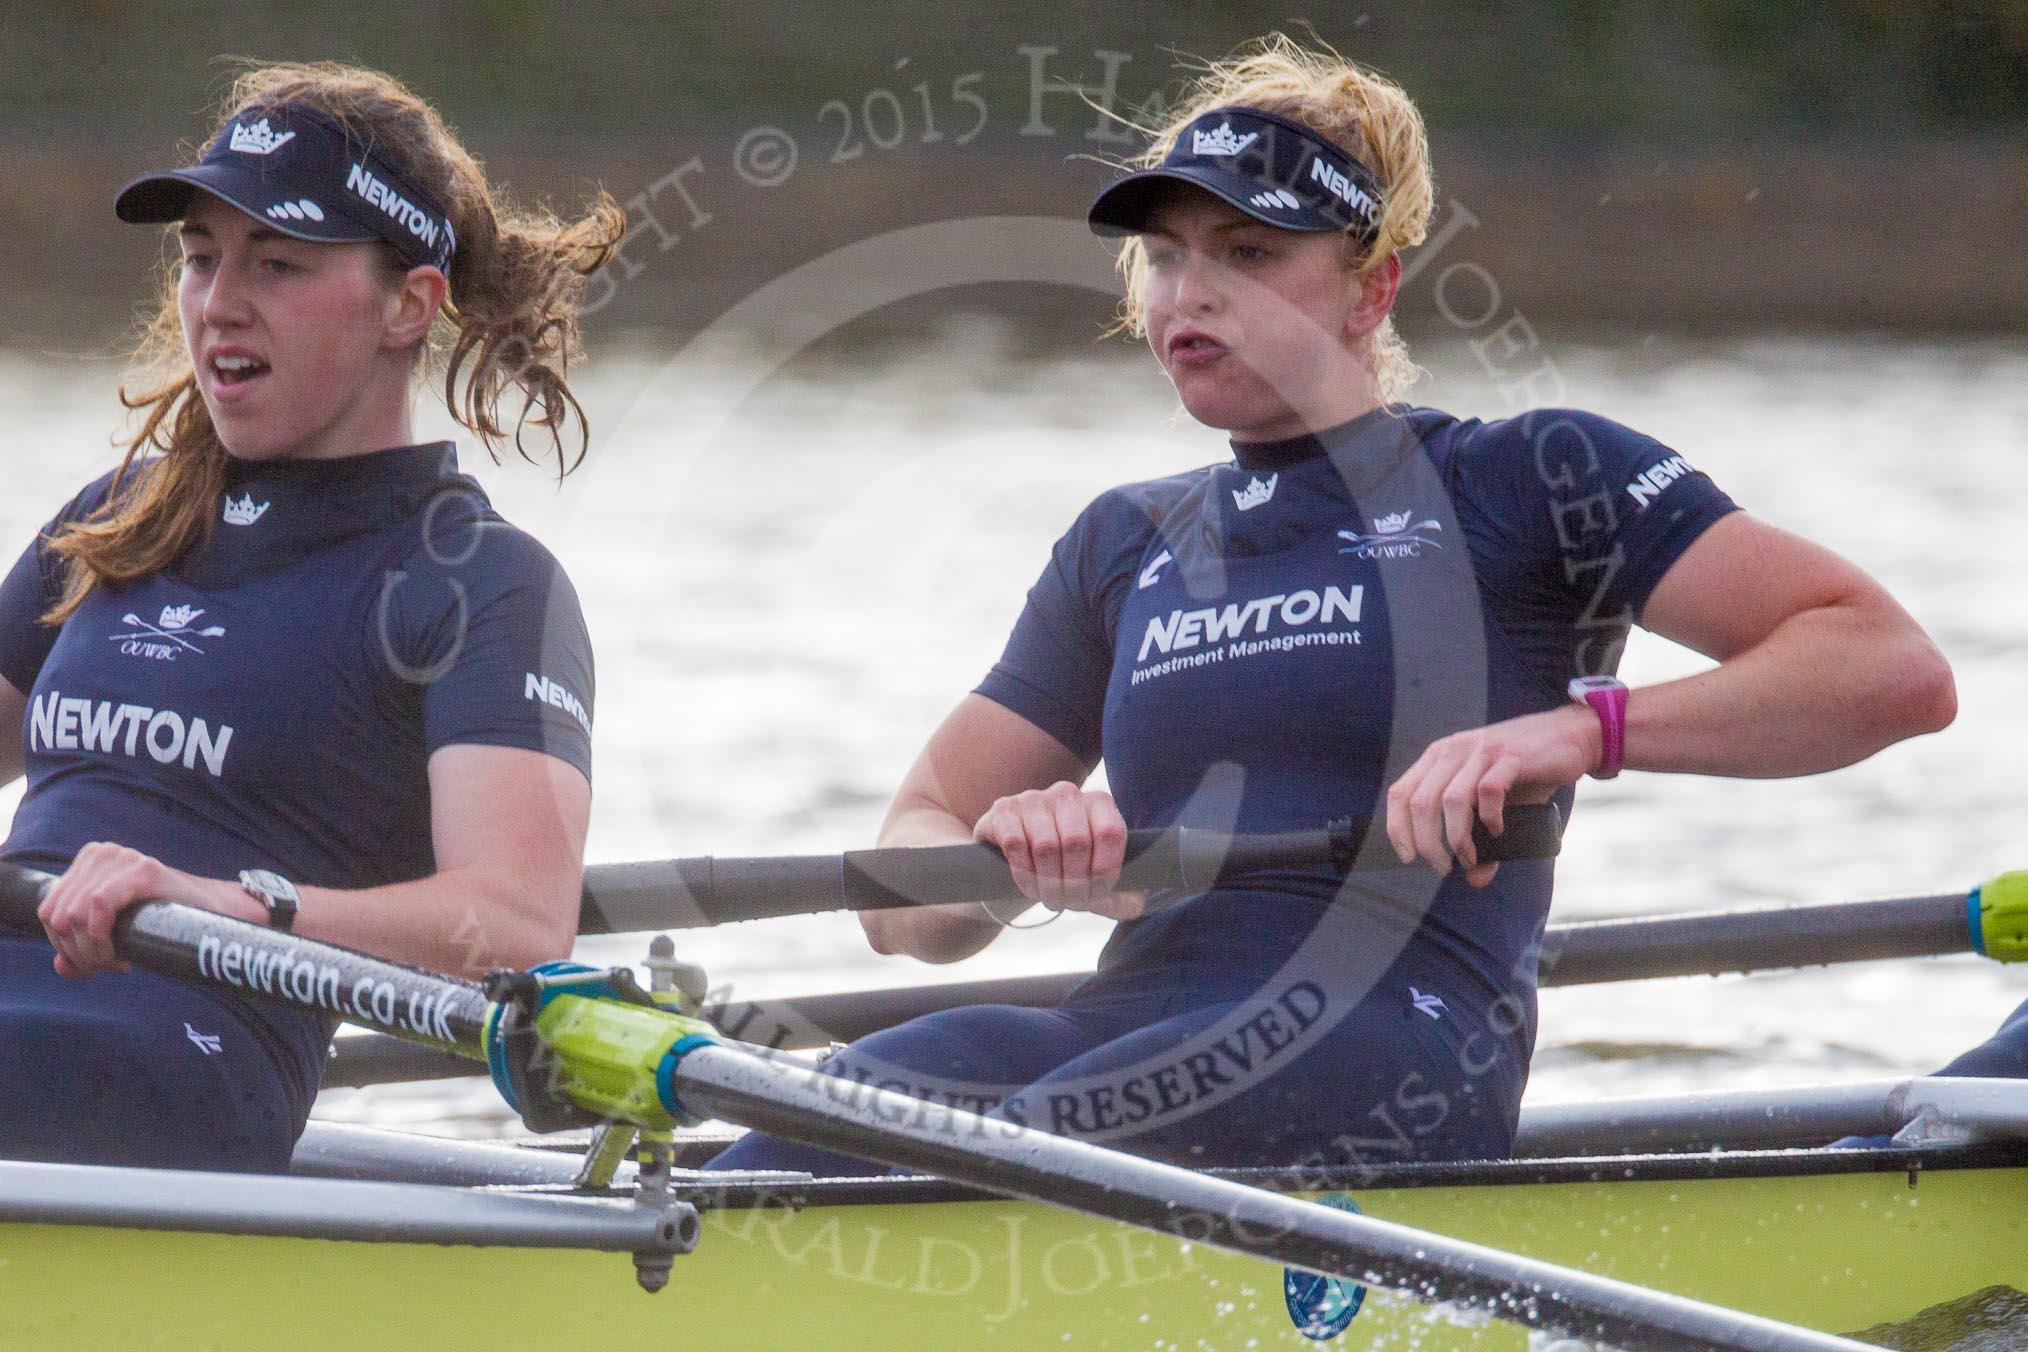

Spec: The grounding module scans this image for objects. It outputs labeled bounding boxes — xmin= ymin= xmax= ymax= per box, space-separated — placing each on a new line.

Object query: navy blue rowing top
xmin=977 ymin=404 xmax=1736 ymax=1063
xmin=0 ymin=442 xmax=594 ymax=1127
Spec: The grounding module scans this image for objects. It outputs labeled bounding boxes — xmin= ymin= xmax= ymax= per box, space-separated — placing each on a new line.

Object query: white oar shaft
xmin=671 ymin=1042 xmax=1874 ymax=1352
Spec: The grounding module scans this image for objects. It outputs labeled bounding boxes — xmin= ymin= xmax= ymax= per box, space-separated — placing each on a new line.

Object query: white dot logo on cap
xmin=1247 ymin=188 xmax=1304 ymax=212
xmin=264 ymin=198 xmax=326 ymax=223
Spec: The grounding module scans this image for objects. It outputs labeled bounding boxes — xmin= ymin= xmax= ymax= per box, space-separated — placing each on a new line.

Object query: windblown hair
xmin=1113 ymin=34 xmax=1434 ymax=400
xmin=45 ymin=61 xmax=627 ymax=622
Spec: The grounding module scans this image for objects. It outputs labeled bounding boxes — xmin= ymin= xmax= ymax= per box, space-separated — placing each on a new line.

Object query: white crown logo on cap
xmin=1191 ymin=122 xmax=1258 ymax=157
xmin=228 ymin=118 xmax=296 ymax=156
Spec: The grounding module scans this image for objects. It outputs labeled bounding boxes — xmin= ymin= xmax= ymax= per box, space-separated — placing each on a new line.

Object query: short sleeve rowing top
xmin=0 ymin=442 xmax=594 ymax=1121
xmin=976 ymin=405 xmax=1736 ymax=1061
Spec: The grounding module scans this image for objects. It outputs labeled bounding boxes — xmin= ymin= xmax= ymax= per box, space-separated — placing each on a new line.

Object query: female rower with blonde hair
xmin=711 ymin=35 xmax=1956 ymax=1176
xmin=0 ymin=62 xmax=622 ymax=1170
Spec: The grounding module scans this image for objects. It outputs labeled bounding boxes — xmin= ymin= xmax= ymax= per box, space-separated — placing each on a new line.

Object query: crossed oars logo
xmin=1336 ymin=511 xmax=1444 ymax=558
xmin=111 ymin=604 xmax=227 ymax=655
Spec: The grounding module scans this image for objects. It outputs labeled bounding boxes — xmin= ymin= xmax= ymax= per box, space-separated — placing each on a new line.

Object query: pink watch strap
xmin=1568 ymin=676 xmax=1628 ymax=779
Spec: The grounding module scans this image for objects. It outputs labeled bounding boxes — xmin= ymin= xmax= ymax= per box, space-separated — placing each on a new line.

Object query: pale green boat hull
xmin=3 ymin=1148 xmax=2020 ymax=1349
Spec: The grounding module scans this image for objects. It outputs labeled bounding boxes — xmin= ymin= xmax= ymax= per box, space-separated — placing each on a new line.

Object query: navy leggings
xmin=1936 ymin=995 xmax=2028 ymax=1078
xmin=0 ymin=936 xmax=298 ymax=1171
xmin=706 ymin=958 xmax=1525 ymax=1178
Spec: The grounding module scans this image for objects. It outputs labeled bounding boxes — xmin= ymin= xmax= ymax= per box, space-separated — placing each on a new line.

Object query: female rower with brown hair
xmin=0 ymin=62 xmax=623 ymax=1171
xmin=710 ymin=35 xmax=1956 ymax=1177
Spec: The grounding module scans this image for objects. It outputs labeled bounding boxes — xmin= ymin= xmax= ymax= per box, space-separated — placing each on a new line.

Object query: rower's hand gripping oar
xmin=580 ymin=801 xmax=1565 ymax=933
xmin=0 ymin=863 xmax=1875 ymax=1350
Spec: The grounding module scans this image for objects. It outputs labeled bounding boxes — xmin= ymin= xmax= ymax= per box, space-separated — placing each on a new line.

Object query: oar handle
xmin=581 ymin=803 xmax=1563 ymax=933
xmin=848 ymin=806 xmax=1562 ymax=906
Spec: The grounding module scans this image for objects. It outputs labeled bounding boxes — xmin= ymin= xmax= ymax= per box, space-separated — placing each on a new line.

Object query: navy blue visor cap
xmin=1088 ymin=106 xmax=1383 ymax=244
xmin=116 ymin=103 xmax=456 ymax=273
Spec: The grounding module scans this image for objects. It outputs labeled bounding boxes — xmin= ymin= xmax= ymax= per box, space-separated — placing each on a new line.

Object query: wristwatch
xmin=239 ymin=868 xmax=300 ymax=932
xmin=1567 ymin=675 xmax=1629 ymax=780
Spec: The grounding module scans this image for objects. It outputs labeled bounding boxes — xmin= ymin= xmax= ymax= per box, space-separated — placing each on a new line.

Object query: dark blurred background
xmin=4 ymin=1 xmax=2025 ymax=346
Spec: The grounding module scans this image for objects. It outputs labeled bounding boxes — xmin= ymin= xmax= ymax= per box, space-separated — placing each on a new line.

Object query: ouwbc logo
xmin=1336 ymin=511 xmax=1443 ymax=560
xmin=110 ymin=604 xmax=226 ymax=661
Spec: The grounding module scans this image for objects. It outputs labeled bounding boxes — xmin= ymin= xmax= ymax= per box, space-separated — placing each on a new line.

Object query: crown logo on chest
xmin=1232 ymin=473 xmax=1278 ymax=511
xmin=223 ymin=493 xmax=270 ymax=526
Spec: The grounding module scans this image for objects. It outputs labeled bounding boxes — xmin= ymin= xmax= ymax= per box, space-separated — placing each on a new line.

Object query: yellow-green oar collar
xmin=1971 ymin=872 xmax=2028 ymax=961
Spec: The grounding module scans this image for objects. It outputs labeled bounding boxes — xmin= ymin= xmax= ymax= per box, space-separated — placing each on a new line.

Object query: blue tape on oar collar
xmin=485 ymin=960 xmax=616 ymax=1110
xmin=656 ymin=1033 xmax=719 ymax=1126
xmin=482 ymin=999 xmax=521 ymax=1111
xmin=1970 ymin=887 xmax=1986 ymax=955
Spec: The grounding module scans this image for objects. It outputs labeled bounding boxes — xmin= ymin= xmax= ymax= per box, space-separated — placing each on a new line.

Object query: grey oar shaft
xmin=319 ymin=892 xmax=1980 ymax=1087
xmin=1542 ymin=892 xmax=1969 ymax=984
xmin=671 ymin=1043 xmax=1872 ymax=1352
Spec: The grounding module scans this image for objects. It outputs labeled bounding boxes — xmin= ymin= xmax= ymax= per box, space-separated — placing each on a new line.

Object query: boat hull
xmin=2 ymin=1147 xmax=2023 ymax=1349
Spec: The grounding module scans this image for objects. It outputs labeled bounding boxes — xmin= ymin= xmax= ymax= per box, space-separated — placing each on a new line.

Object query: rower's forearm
xmin=875 ymin=800 xmax=977 ymax=850
xmin=217 ymin=870 xmax=576 ymax=978
xmin=863 ymin=901 xmax=1005 ymax=964
xmin=1627 ymin=604 xmax=1955 ymax=777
